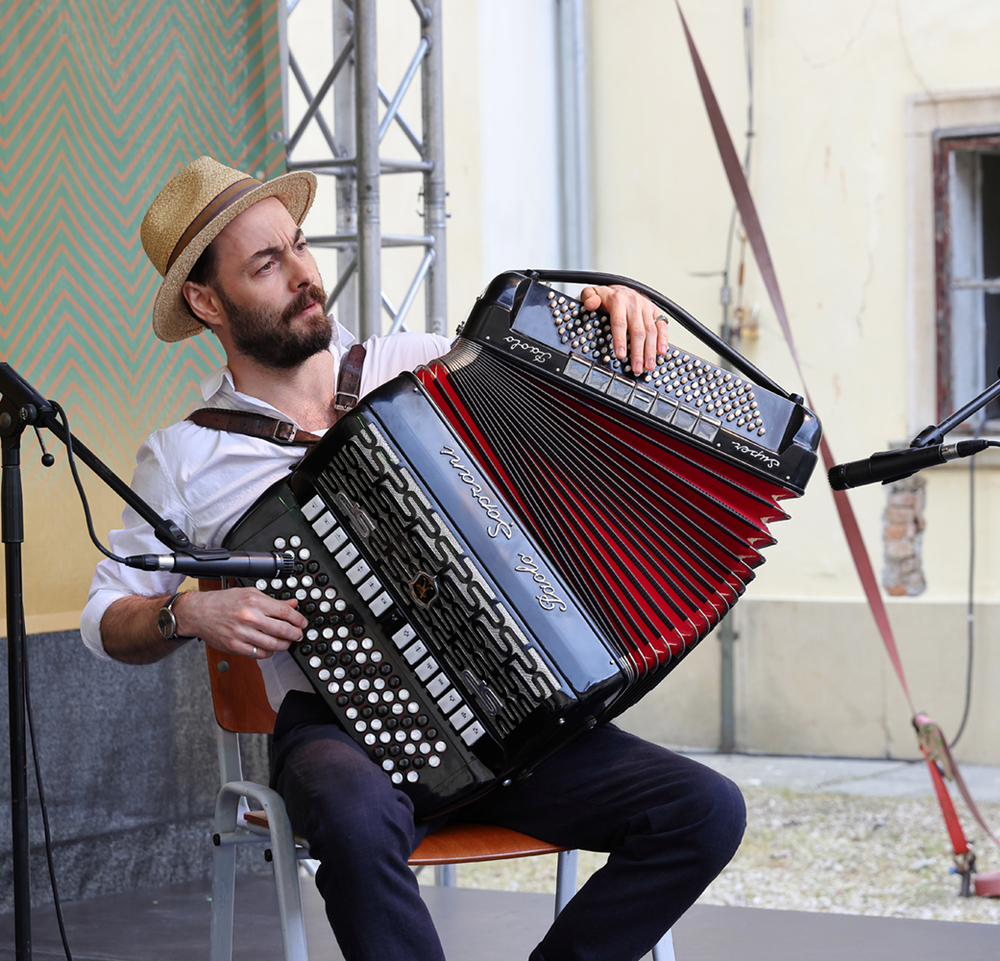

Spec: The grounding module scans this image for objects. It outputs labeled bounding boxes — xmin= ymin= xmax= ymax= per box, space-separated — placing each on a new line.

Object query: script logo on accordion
xmin=515 ymin=553 xmax=569 ymax=612
xmin=503 ymin=334 xmax=552 ymax=365
xmin=440 ymin=445 xmax=515 ymax=540
xmin=728 ymin=441 xmax=781 ymax=470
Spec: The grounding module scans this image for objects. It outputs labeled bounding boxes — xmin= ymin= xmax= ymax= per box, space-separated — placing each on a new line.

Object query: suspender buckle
xmin=270 ymin=420 xmax=299 ymax=444
xmin=334 ymin=391 xmax=359 ymax=412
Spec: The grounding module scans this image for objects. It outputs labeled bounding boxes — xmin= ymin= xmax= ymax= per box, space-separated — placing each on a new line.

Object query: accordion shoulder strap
xmin=334 ymin=343 xmax=366 ymax=411
xmin=186 ymin=344 xmax=367 ymax=448
xmin=186 ymin=408 xmax=322 ymax=447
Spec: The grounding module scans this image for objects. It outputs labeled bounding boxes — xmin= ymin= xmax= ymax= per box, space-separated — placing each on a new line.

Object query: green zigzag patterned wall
xmin=1 ymin=0 xmax=285 ymax=476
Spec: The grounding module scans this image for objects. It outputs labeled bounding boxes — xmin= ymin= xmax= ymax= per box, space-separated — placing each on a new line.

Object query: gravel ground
xmin=438 ymin=787 xmax=1000 ymax=924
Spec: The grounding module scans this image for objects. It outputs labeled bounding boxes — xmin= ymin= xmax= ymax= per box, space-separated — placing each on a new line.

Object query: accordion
xmin=224 ymin=270 xmax=821 ymax=818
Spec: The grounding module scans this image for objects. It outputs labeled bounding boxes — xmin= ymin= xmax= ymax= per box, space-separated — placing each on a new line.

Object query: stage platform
xmin=2 ymin=873 xmax=996 ymax=961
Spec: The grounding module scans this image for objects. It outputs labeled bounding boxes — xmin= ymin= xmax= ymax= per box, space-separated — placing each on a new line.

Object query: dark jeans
xmin=272 ymin=692 xmax=745 ymax=961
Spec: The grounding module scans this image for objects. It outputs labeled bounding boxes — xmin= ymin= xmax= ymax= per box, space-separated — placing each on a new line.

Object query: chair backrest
xmin=200 ymin=579 xmax=278 ymax=735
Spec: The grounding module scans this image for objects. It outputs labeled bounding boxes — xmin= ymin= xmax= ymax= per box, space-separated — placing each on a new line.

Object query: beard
xmin=218 ymin=283 xmax=333 ymax=370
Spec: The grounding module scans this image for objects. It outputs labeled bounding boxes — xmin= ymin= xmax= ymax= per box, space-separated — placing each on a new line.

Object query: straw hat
xmin=141 ymin=156 xmax=317 ymax=342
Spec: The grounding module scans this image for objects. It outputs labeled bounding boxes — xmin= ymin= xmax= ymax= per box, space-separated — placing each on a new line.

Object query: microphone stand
xmin=0 ymin=361 xmax=269 ymax=960
xmin=2 ymin=377 xmax=33 ymax=961
xmin=829 ymin=374 xmax=1000 ymax=490
xmin=909 ymin=371 xmax=1000 ymax=450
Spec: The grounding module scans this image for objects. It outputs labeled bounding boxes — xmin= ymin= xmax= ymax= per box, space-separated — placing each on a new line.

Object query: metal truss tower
xmin=279 ymin=0 xmax=447 ymax=339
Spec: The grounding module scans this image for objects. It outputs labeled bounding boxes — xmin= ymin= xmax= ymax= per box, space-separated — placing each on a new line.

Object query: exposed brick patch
xmin=882 ymin=475 xmax=926 ymax=596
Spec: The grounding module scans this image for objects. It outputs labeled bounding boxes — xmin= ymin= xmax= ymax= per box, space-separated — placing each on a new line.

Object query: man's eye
xmin=257 ymin=260 xmax=275 ymax=274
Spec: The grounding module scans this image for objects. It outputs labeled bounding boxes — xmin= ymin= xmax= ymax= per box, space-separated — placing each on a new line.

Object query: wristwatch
xmin=157 ymin=591 xmax=194 ymax=642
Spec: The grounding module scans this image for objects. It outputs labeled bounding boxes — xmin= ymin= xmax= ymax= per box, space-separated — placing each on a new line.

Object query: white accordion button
xmin=302 ymin=494 xmax=325 ymax=521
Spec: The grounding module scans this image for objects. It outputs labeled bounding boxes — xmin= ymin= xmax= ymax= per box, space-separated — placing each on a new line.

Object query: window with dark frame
xmin=934 ymin=133 xmax=1000 ymax=426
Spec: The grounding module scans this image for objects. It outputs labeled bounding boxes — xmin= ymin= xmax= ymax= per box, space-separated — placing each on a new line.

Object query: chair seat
xmin=244 ymin=811 xmax=568 ymax=865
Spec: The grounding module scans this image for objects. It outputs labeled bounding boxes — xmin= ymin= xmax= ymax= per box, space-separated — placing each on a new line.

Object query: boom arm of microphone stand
xmin=910 ymin=369 xmax=1000 ymax=449
xmin=0 ymin=361 xmax=195 ymax=554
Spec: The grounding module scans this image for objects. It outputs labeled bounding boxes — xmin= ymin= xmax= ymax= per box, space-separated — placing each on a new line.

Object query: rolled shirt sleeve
xmin=80 ymin=433 xmax=192 ymax=661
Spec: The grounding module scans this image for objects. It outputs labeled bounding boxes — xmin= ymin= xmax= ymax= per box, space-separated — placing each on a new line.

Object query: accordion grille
xmin=315 ymin=424 xmax=562 ymax=734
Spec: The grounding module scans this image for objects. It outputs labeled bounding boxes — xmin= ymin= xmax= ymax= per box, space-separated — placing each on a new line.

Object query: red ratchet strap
xmin=675 ymin=1 xmax=1000 ymax=884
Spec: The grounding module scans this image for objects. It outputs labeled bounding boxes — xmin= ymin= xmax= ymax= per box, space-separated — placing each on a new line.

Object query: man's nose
xmin=289 ymin=252 xmax=314 ymax=289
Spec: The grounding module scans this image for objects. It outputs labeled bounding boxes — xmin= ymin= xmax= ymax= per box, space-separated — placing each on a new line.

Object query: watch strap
xmin=160 ymin=591 xmax=195 ymax=642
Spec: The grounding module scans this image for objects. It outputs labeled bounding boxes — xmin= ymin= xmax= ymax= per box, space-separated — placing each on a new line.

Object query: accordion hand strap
xmin=186 ymin=344 xmax=367 ymax=448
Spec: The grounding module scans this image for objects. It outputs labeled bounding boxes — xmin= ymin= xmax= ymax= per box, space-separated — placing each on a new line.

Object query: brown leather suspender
xmin=186 ymin=344 xmax=366 ymax=448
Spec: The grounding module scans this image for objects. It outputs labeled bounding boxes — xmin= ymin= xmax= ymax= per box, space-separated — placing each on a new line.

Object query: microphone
xmin=828 ymin=439 xmax=990 ymax=490
xmin=124 ymin=550 xmax=295 ymax=578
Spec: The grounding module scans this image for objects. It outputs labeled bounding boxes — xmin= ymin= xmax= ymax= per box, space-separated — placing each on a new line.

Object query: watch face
xmin=157 ymin=606 xmax=177 ymax=640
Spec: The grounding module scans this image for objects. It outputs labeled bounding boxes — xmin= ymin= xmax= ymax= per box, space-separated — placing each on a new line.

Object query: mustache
xmin=282 ymin=284 xmax=327 ymax=323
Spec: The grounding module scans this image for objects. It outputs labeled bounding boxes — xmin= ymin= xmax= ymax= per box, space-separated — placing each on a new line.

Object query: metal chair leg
xmin=651 ymin=927 xmax=676 ymax=961
xmin=209 ymin=835 xmax=237 ymax=961
xmin=554 ymin=849 xmax=578 ymax=917
xmin=213 ymin=780 xmax=309 ymax=961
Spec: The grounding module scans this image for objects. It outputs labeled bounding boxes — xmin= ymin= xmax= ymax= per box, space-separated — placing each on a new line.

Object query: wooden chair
xmin=202 ymin=586 xmax=675 ymax=961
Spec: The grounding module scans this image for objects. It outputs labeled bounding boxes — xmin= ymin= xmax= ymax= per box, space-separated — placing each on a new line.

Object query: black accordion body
xmin=224 ymin=270 xmax=822 ymax=818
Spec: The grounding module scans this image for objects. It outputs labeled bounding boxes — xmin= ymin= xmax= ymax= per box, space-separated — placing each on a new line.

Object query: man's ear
xmin=182 ymin=281 xmax=223 ymax=334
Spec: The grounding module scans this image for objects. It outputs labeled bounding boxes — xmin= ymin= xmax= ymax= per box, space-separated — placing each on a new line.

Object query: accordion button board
xmin=260 ymin=500 xmax=484 ymax=786
xmin=230 ymin=480 xmax=502 ymax=810
xmin=555 ymin=293 xmax=765 ymax=440
xmin=224 ymin=379 xmax=628 ymax=818
xmin=457 ymin=273 xmax=820 ymax=494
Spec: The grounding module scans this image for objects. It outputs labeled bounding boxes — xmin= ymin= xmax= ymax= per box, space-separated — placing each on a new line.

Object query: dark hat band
xmin=165 ymin=176 xmax=261 ymax=275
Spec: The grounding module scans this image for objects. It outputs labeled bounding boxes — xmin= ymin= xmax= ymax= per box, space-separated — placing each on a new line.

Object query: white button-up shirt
xmin=81 ymin=321 xmax=453 ymax=710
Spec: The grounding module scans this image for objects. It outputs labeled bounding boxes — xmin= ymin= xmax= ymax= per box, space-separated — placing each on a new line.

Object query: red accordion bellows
xmin=416 ymin=349 xmax=793 ymax=693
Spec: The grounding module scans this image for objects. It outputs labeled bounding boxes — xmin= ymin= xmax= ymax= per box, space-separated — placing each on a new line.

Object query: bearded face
xmin=216 ymin=282 xmax=333 ymax=370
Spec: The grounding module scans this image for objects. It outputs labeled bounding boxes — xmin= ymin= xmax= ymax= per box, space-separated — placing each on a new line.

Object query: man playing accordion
xmin=82 ymin=156 xmax=745 ymax=961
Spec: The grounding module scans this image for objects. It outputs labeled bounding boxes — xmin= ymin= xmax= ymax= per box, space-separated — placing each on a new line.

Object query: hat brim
xmin=151 ymin=170 xmax=318 ymax=343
